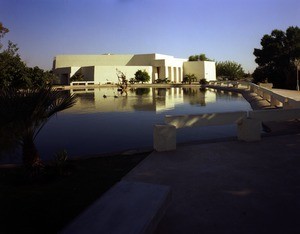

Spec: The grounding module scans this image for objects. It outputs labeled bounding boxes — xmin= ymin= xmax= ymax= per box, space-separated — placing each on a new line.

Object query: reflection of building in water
xmin=182 ymin=87 xmax=216 ymax=106
xmin=64 ymin=87 xmax=223 ymax=114
xmin=74 ymin=91 xmax=95 ymax=110
xmin=65 ymin=87 xmax=185 ymax=114
xmin=154 ymin=88 xmax=184 ymax=112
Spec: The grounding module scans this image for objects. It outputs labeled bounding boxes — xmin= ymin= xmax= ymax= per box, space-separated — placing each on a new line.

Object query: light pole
xmin=297 ymin=67 xmax=299 ymax=91
xmin=294 ymin=59 xmax=300 ymax=91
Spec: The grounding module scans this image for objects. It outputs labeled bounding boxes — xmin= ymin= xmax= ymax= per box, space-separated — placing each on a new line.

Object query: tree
xmin=0 ymin=22 xmax=9 ymax=49
xmin=199 ymin=54 xmax=209 ymax=61
xmin=27 ymin=66 xmax=58 ymax=87
xmin=0 ymin=41 xmax=29 ymax=88
xmin=134 ymin=70 xmax=150 ymax=83
xmin=0 ymin=23 xmax=57 ymax=89
xmin=188 ymin=53 xmax=212 ymax=61
xmin=0 ymin=86 xmax=77 ymax=168
xmin=0 ymin=22 xmax=75 ymax=169
xmin=0 ymin=24 xmax=25 ymax=88
xmin=129 ymin=78 xmax=136 ymax=84
xmin=0 ymin=46 xmax=57 ymax=89
xmin=253 ymin=26 xmax=300 ymax=89
xmin=116 ymin=69 xmax=128 ymax=89
xmin=188 ymin=55 xmax=198 ymax=61
xmin=216 ymin=61 xmax=245 ymax=80
xmin=199 ymin=78 xmax=208 ymax=85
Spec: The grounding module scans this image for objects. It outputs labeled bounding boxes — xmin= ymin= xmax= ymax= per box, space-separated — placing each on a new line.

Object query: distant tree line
xmin=216 ymin=61 xmax=245 ymax=80
xmin=188 ymin=53 xmax=212 ymax=61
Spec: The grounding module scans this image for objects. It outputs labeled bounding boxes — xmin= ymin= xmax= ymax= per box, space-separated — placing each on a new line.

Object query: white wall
xmin=94 ymin=66 xmax=153 ymax=84
xmin=54 ymin=54 xmax=158 ymax=68
xmin=183 ymin=61 xmax=205 ymax=80
xmin=55 ymin=54 xmax=135 ymax=68
xmin=204 ymin=61 xmax=216 ymax=81
xmin=183 ymin=61 xmax=216 ymax=81
xmin=70 ymin=67 xmax=81 ymax=77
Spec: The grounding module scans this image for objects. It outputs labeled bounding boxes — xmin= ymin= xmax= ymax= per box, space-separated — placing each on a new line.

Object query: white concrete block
xmin=237 ymin=118 xmax=262 ymax=142
xmin=258 ymin=83 xmax=273 ymax=89
xmin=153 ymin=125 xmax=176 ymax=152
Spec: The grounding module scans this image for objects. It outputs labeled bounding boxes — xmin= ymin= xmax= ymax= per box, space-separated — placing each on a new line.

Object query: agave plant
xmin=0 ymin=86 xmax=77 ymax=168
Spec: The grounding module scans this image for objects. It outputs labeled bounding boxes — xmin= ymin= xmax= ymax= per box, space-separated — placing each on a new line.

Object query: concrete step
xmin=61 ymin=180 xmax=171 ymax=234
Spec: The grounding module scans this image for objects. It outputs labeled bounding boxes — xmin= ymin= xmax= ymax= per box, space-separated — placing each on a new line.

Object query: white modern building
xmin=53 ymin=53 xmax=216 ymax=85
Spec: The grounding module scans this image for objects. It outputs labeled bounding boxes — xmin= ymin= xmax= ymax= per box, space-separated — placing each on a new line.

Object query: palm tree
xmin=0 ymin=86 xmax=77 ymax=168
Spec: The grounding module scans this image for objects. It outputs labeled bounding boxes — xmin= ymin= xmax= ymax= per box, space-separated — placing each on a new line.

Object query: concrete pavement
xmin=272 ymin=88 xmax=300 ymax=101
xmin=122 ymin=86 xmax=300 ymax=233
xmin=124 ymin=133 xmax=300 ymax=234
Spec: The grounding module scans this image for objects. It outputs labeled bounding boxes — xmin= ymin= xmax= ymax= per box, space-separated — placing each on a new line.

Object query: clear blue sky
xmin=1 ymin=0 xmax=299 ymax=72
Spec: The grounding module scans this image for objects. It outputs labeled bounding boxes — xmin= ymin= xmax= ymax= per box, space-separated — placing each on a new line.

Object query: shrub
xmin=155 ymin=78 xmax=170 ymax=84
xmin=134 ymin=70 xmax=150 ymax=84
xmin=199 ymin=78 xmax=208 ymax=85
xmin=129 ymin=78 xmax=136 ymax=84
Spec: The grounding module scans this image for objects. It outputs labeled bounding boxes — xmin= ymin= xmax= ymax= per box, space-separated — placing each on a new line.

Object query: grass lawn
xmin=0 ymin=152 xmax=149 ymax=234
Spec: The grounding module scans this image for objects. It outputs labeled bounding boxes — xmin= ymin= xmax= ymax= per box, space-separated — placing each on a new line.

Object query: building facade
xmin=53 ymin=53 xmax=216 ymax=85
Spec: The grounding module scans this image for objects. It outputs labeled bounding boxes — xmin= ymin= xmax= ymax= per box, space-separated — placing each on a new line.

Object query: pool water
xmin=1 ymin=87 xmax=252 ymax=163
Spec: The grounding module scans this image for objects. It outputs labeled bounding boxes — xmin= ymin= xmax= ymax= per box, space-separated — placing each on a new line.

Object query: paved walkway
xmin=272 ymin=88 xmax=300 ymax=101
xmin=123 ymin=86 xmax=300 ymax=233
xmin=124 ymin=134 xmax=300 ymax=234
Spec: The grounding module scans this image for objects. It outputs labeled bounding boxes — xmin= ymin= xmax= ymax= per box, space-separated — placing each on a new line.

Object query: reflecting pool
xmin=2 ymin=87 xmax=252 ymax=163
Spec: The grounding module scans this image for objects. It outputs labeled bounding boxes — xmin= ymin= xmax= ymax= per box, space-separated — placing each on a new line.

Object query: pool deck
xmin=61 ymin=84 xmax=300 ymax=233
xmin=272 ymin=88 xmax=300 ymax=101
xmin=124 ymin=133 xmax=300 ymax=234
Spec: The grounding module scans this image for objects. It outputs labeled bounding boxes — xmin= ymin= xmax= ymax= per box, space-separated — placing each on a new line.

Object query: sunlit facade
xmin=53 ymin=53 xmax=216 ymax=85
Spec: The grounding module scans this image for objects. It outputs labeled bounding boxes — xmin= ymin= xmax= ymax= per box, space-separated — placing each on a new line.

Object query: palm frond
xmin=0 ymin=87 xmax=77 ymax=151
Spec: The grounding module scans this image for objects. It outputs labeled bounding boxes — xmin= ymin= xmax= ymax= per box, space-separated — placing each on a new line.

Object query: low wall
xmin=154 ymin=107 xmax=300 ymax=151
xmin=208 ymin=81 xmax=300 ymax=109
xmin=62 ymin=181 xmax=171 ymax=234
